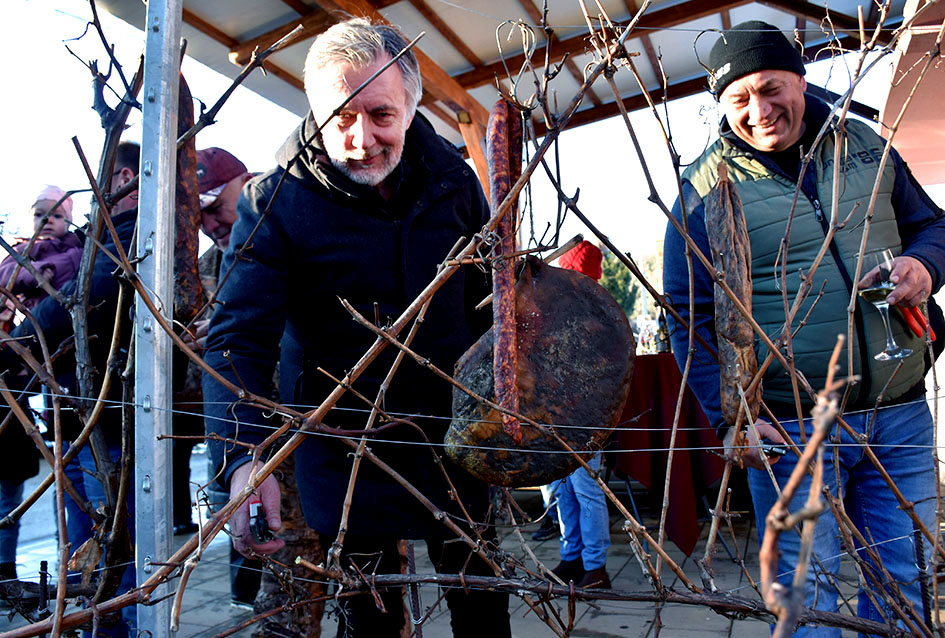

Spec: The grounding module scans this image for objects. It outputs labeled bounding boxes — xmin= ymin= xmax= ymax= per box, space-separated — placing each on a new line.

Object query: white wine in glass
xmin=858 ymin=248 xmax=913 ymax=360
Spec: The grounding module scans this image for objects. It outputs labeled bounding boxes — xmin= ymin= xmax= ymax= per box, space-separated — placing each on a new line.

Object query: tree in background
xmin=634 ymin=247 xmax=663 ymax=317
xmin=599 ymin=249 xmax=637 ymax=317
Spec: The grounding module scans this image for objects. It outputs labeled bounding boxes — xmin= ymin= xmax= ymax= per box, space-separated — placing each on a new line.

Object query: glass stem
xmin=877 ymin=304 xmax=899 ymax=351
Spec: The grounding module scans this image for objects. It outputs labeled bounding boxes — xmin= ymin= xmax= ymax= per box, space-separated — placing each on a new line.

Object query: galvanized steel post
xmin=136 ymin=0 xmax=181 ymax=634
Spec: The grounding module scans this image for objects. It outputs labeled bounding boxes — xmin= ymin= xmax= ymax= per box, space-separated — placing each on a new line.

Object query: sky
xmin=4 ymin=1 xmax=942 ymax=264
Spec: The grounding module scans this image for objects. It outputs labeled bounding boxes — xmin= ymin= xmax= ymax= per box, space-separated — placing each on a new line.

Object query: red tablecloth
xmin=615 ymin=352 xmax=724 ymax=555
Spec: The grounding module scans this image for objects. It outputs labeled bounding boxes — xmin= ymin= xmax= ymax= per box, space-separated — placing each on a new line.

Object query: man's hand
xmin=228 ymin=463 xmax=284 ymax=558
xmin=723 ymin=420 xmax=787 ymax=470
xmin=858 ymin=255 xmax=932 ymax=307
xmin=181 ymin=318 xmax=210 ymax=351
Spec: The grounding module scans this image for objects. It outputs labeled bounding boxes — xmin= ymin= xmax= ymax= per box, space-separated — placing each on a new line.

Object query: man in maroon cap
xmin=196 ymin=147 xmax=253 ymax=251
xmin=182 ymin=147 xmax=254 ymax=349
xmin=181 ymin=147 xmax=268 ymax=607
xmin=180 ymin=148 xmax=252 ymax=529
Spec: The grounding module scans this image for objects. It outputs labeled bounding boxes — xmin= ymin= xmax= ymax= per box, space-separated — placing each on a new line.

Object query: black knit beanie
xmin=708 ymin=21 xmax=805 ymax=99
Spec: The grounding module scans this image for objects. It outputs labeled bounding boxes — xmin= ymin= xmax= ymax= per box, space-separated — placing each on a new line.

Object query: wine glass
xmin=858 ymin=248 xmax=913 ymax=360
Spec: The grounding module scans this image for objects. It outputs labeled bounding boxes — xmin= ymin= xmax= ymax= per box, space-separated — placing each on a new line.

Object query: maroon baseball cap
xmin=196 ymin=147 xmax=247 ymax=208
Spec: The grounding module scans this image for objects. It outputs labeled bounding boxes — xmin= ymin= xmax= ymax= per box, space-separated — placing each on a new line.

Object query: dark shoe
xmin=551 ymin=557 xmax=584 ymax=583
xmin=531 ymin=517 xmax=559 ymax=542
xmin=0 ymin=562 xmax=16 ymax=581
xmin=173 ymin=522 xmax=199 ymax=536
xmin=576 ymin=566 xmax=611 ymax=589
xmin=0 ymin=562 xmax=17 ymax=609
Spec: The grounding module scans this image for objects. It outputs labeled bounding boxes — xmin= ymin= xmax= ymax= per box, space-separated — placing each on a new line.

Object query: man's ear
xmin=239 ymin=172 xmax=253 ymax=186
xmin=119 ymin=166 xmax=135 ymax=187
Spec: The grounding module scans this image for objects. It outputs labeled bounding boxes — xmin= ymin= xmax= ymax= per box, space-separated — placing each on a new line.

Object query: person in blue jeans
xmin=0 ymin=482 xmax=25 ymax=580
xmin=663 ymin=20 xmax=945 ymax=636
xmin=75 ymin=442 xmax=138 ymax=636
xmin=548 ymin=453 xmax=612 ymax=588
xmin=3 ymin=142 xmax=143 ymax=637
xmin=0 ymin=390 xmax=39 ymax=584
xmin=548 ymin=241 xmax=612 ymax=589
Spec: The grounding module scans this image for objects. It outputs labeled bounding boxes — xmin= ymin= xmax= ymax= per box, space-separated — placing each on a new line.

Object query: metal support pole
xmin=137 ymin=0 xmax=181 ymax=635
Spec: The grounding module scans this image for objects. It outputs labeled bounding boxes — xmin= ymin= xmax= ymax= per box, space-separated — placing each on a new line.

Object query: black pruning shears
xmin=760 ymin=442 xmax=789 ymax=458
xmin=248 ymin=499 xmax=273 ymax=543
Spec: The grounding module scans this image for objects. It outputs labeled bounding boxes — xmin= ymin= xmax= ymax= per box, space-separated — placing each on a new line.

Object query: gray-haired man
xmin=202 ymin=18 xmax=510 ymax=637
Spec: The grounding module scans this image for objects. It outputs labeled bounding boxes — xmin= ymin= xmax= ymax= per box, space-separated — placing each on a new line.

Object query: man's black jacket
xmin=202 ymin=113 xmax=492 ymax=538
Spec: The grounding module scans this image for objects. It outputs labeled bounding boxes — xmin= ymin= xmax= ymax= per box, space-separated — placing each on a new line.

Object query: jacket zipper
xmin=393 ymin=218 xmax=406 ymax=306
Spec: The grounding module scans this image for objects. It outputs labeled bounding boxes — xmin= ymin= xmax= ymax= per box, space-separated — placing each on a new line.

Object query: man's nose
xmin=748 ymin=96 xmax=772 ymax=124
xmin=349 ymin=115 xmax=376 ymax=150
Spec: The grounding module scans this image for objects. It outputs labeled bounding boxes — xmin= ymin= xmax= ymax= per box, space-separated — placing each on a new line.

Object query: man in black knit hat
xmin=663 ymin=20 xmax=945 ymax=635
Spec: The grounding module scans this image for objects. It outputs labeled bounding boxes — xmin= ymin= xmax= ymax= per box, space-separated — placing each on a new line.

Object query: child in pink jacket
xmin=0 ymin=185 xmax=83 ymax=311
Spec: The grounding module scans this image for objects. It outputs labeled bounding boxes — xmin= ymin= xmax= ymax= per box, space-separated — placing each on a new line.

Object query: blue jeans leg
xmin=557 ymin=454 xmax=609 ymax=569
xmin=748 ymin=401 xmax=935 ymax=637
xmin=0 ymin=479 xmax=25 ymax=566
xmin=551 ymin=475 xmax=578 ymax=560
xmin=749 ymin=436 xmax=843 ymax=638
xmin=63 ymin=443 xmax=93 ymax=554
xmin=78 ymin=443 xmax=137 ymax=637
xmin=844 ymin=401 xmax=935 ymax=632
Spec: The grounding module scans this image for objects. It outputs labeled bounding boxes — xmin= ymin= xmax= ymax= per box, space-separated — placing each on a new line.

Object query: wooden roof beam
xmin=528 ymin=68 xmax=881 ymax=138
xmin=533 ymin=76 xmax=708 ymax=136
xmin=183 ymin=8 xmax=238 ymax=48
xmin=420 ymin=99 xmax=461 ymax=133
xmin=407 ymin=0 xmax=483 ymax=67
xmin=182 ymin=8 xmax=305 ymax=91
xmin=279 ymin=0 xmax=317 ymax=15
xmin=757 ymin=0 xmax=891 ymax=45
xmin=458 ymin=114 xmax=489 ymax=194
xmin=224 ymin=0 xmax=489 ymax=128
xmin=456 ymin=0 xmax=753 ymax=89
xmin=516 ymin=0 xmax=601 ymax=105
xmin=795 ymin=15 xmax=807 ymax=47
xmin=228 ymin=10 xmax=335 ymax=66
xmin=620 ymin=0 xmax=663 ymax=85
xmin=637 ymin=33 xmax=661 ymax=82
xmin=309 ymin=0 xmax=490 ymax=129
xmin=564 ymin=62 xmax=601 ymax=106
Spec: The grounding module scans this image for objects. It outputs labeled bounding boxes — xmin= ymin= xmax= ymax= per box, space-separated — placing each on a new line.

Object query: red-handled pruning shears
xmin=897 ymin=306 xmax=936 ymax=342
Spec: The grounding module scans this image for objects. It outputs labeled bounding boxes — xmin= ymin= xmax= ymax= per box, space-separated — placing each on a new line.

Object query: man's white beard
xmin=331 ymin=144 xmax=402 ymax=187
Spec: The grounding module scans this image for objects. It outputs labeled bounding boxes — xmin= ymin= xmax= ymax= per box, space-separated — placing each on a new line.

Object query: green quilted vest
xmin=683 ymin=119 xmax=926 ymax=410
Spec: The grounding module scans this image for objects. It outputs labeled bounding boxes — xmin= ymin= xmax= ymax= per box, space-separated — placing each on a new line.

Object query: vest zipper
xmin=813 ymin=198 xmax=824 ymax=224
xmin=807 ymin=193 xmax=872 ymax=403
